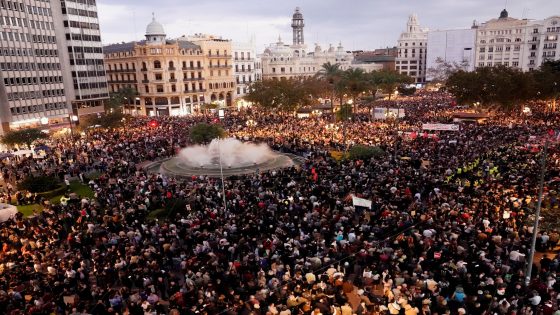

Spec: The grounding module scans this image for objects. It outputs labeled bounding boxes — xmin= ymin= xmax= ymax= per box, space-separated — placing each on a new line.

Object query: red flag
xmin=422 ymin=132 xmax=428 ymax=139
xmin=410 ymin=132 xmax=417 ymax=140
xmin=313 ymin=173 xmax=318 ymax=182
xmin=311 ymin=167 xmax=316 ymax=175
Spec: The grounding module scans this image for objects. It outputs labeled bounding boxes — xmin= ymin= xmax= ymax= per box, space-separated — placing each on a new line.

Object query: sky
xmin=97 ymin=0 xmax=559 ymax=52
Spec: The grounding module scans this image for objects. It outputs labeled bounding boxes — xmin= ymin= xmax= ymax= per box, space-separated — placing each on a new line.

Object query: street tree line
xmin=446 ymin=60 xmax=560 ymax=111
xmin=245 ymin=63 xmax=413 ymax=114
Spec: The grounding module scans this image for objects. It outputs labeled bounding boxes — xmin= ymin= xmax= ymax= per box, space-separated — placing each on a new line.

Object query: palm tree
xmin=317 ymin=62 xmax=342 ymax=116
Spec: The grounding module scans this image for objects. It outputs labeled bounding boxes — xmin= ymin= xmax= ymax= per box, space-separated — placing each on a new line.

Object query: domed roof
xmin=146 ymin=14 xmax=166 ymax=36
xmin=499 ymin=9 xmax=508 ymax=19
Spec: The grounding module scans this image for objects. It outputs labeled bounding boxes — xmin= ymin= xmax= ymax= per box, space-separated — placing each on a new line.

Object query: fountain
xmin=148 ymin=138 xmax=301 ymax=177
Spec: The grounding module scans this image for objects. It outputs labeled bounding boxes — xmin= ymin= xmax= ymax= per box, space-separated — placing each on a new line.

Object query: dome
xmin=499 ymin=9 xmax=508 ymax=19
xmin=314 ymin=43 xmax=322 ymax=54
xmin=146 ymin=14 xmax=166 ymax=36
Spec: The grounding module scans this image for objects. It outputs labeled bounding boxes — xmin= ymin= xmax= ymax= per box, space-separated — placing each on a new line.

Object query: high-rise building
xmin=232 ymin=39 xmax=261 ymax=108
xmin=426 ymin=29 xmax=476 ymax=81
xmin=104 ymin=17 xmax=235 ymax=116
xmin=57 ymin=0 xmax=108 ymax=115
xmin=396 ymin=14 xmax=429 ymax=84
xmin=0 ymin=0 xmax=70 ymax=133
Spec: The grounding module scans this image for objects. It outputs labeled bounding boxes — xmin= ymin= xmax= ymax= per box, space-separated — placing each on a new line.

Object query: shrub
xmin=189 ymin=123 xmax=225 ymax=144
xmin=348 ymin=145 xmax=385 ymax=160
xmin=18 ymin=175 xmax=62 ymax=193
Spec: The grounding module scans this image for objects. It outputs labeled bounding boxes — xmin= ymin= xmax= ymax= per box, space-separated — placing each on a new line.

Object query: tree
xmin=316 ymin=62 xmax=342 ymax=109
xmin=77 ymin=112 xmax=125 ymax=132
xmin=427 ymin=57 xmax=470 ymax=83
xmin=189 ymin=123 xmax=225 ymax=144
xmin=245 ymin=78 xmax=315 ymax=113
xmin=447 ymin=66 xmax=534 ymax=111
xmin=1 ymin=128 xmax=48 ymax=149
xmin=107 ymin=87 xmax=138 ymax=113
xmin=374 ymin=70 xmax=413 ymax=100
xmin=18 ymin=175 xmax=61 ymax=193
xmin=336 ymin=103 xmax=353 ymax=122
xmin=533 ymin=60 xmax=560 ymax=111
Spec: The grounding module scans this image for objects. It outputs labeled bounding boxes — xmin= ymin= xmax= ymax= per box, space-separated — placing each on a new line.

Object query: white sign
xmin=422 ymin=124 xmax=460 ymax=131
xmin=218 ymin=109 xmax=225 ymax=119
xmin=351 ymin=195 xmax=372 ymax=209
xmin=373 ymin=108 xmax=405 ymax=120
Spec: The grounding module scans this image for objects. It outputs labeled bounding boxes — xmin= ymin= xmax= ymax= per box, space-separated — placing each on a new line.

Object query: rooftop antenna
xmin=132 ymin=10 xmax=137 ymax=40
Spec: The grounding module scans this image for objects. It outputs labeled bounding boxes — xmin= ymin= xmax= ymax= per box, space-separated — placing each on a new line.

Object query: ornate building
xmin=474 ymin=10 xmax=560 ymax=71
xmin=260 ymin=8 xmax=379 ymax=80
xmin=104 ymin=17 xmax=235 ymax=116
xmin=396 ymin=14 xmax=429 ymax=84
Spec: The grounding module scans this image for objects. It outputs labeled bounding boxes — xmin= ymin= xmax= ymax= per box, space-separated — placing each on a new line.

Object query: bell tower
xmin=291 ymin=7 xmax=305 ymax=46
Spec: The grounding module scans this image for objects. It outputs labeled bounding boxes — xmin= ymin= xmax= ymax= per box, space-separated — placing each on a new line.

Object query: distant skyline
xmin=97 ymin=0 xmax=559 ymax=51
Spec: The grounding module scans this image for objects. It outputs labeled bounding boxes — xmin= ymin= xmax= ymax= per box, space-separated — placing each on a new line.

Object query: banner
xmin=351 ymin=195 xmax=372 ymax=209
xmin=373 ymin=108 xmax=405 ymax=120
xmin=422 ymin=123 xmax=459 ymax=131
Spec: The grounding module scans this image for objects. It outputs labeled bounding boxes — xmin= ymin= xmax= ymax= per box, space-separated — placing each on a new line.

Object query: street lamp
xmin=69 ymin=115 xmax=78 ymax=139
xmin=40 ymin=117 xmax=49 ymax=125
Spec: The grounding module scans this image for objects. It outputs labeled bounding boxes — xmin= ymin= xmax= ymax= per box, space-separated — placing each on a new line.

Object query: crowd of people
xmin=0 ymin=91 xmax=560 ymax=315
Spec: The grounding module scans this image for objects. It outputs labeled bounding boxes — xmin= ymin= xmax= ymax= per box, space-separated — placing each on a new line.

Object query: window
xmin=154 ymin=60 xmax=161 ymax=69
xmin=156 ymin=85 xmax=164 ymax=92
xmin=155 ymin=73 xmax=162 ymax=80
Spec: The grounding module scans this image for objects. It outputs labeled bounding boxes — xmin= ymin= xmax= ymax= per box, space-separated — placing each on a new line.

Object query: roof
xmin=103 ymin=41 xmax=139 ymax=54
xmin=354 ymin=54 xmax=396 ymax=63
xmin=146 ymin=16 xmax=165 ymax=36
xmin=104 ymin=40 xmax=200 ymax=54
xmin=177 ymin=40 xmax=200 ymax=50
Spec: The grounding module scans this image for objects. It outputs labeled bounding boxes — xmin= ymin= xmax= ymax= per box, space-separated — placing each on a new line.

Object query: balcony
xmin=183 ymin=77 xmax=203 ymax=81
xmin=234 ymin=58 xmax=254 ymax=62
xmin=141 ymin=68 xmax=148 ymax=72
xmin=182 ymin=66 xmax=203 ymax=70
xmin=107 ymin=68 xmax=135 ymax=73
xmin=108 ymin=80 xmax=137 ymax=84
xmin=184 ymin=89 xmax=207 ymax=93
xmin=169 ymin=78 xmax=177 ymax=83
xmin=209 ymin=65 xmax=231 ymax=69
xmin=236 ymin=68 xmax=253 ymax=73
xmin=169 ymin=67 xmax=176 ymax=71
xmin=208 ymin=54 xmax=232 ymax=58
xmin=142 ymin=79 xmax=149 ymax=83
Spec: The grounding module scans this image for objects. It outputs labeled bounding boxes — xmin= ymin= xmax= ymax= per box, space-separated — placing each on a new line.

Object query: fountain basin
xmin=145 ymin=138 xmax=303 ymax=177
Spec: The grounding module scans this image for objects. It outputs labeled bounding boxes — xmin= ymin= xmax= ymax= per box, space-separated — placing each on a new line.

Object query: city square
xmin=0 ymin=1 xmax=559 ymax=315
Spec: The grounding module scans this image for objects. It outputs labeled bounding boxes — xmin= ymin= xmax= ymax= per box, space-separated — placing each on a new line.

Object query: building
xmin=474 ymin=10 xmax=560 ymax=71
xmin=180 ymin=33 xmax=235 ymax=108
xmin=260 ymin=8 xmax=378 ymax=81
xmin=353 ymin=48 xmax=398 ymax=71
xmin=57 ymin=0 xmax=108 ymax=116
xmin=426 ymin=28 xmax=476 ymax=81
xmin=104 ymin=17 xmax=235 ymax=116
xmin=474 ymin=9 xmax=532 ymax=70
xmin=232 ymin=39 xmax=261 ymax=107
xmin=396 ymin=14 xmax=429 ymax=84
xmin=525 ymin=16 xmax=560 ymax=70
xmin=0 ymin=0 xmax=71 ymax=133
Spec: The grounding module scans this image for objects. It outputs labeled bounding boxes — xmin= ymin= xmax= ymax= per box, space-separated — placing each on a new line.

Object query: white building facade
xmin=426 ymin=29 xmax=476 ymax=81
xmin=474 ymin=10 xmax=560 ymax=71
xmin=260 ymin=8 xmax=376 ymax=80
xmin=396 ymin=14 xmax=429 ymax=84
xmin=232 ymin=39 xmax=261 ymax=105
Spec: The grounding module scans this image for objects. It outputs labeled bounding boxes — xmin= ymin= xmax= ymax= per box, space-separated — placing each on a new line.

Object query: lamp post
xmin=69 ymin=115 xmax=78 ymax=139
xmin=525 ymin=139 xmax=549 ymax=286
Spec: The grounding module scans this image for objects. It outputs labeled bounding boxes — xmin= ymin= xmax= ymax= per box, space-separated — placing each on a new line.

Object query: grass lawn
xmin=16 ymin=180 xmax=95 ymax=216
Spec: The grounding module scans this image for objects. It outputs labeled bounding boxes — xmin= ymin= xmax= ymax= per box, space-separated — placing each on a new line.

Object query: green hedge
xmin=348 ymin=145 xmax=385 ymax=160
xmin=17 ymin=175 xmax=63 ymax=193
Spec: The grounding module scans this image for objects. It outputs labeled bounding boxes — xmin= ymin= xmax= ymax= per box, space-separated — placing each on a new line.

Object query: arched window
xmin=169 ymin=61 xmax=174 ymax=69
xmin=154 ymin=60 xmax=161 ymax=69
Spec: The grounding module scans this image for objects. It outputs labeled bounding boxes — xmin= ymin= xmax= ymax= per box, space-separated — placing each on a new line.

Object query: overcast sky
xmin=97 ymin=0 xmax=559 ymax=51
